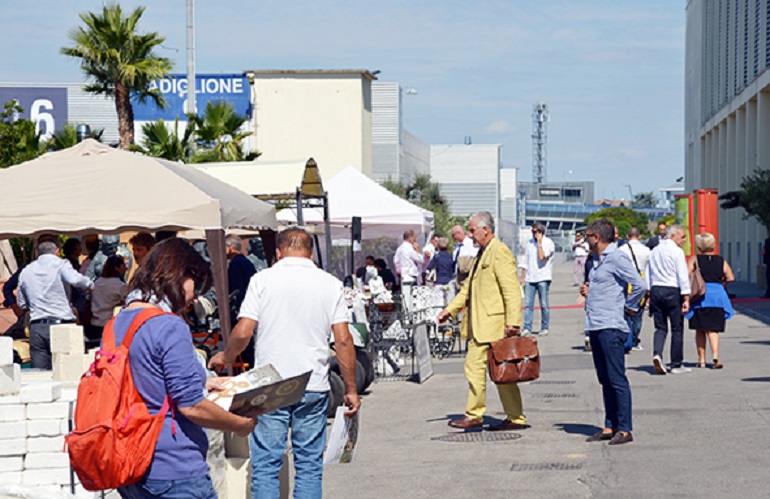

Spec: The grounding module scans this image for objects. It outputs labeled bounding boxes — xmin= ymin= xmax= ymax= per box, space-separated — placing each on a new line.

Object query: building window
xmin=563 ymin=188 xmax=582 ymax=198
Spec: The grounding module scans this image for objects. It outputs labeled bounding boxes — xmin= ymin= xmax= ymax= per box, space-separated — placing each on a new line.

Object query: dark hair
xmin=365 ymin=255 xmax=375 ymax=262
xmin=277 ymin=228 xmax=312 ymax=254
xmin=587 ymin=219 xmax=615 ymax=243
xmin=129 ymin=231 xmax=156 ymax=250
xmin=101 ymin=255 xmax=125 ymax=279
xmin=128 ymin=238 xmax=212 ymax=312
xmin=62 ymin=238 xmax=81 ymax=258
xmin=374 ymin=258 xmax=388 ymax=269
xmin=403 ymin=230 xmax=415 ymax=240
xmin=83 ymin=235 xmax=100 ymax=254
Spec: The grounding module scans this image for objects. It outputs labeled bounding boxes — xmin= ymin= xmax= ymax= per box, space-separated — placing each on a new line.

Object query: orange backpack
xmin=66 ymin=308 xmax=174 ymax=491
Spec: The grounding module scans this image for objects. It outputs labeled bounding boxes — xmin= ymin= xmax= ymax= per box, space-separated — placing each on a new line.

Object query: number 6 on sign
xmin=31 ymin=99 xmax=55 ymax=139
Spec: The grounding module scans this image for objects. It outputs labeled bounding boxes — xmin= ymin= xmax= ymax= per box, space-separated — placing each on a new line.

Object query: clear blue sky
xmin=0 ymin=0 xmax=685 ymax=200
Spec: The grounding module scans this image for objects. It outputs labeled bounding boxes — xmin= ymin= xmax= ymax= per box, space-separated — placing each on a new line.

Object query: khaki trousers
xmin=464 ymin=337 xmax=526 ymax=423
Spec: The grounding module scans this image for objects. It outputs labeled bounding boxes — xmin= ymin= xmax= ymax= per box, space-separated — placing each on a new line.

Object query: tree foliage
xmin=131 ymin=118 xmax=195 ymax=161
xmin=656 ymin=213 xmax=675 ymax=227
xmin=189 ymin=101 xmax=258 ymax=162
xmin=633 ymin=191 xmax=657 ymax=208
xmin=0 ymin=101 xmax=44 ymax=168
xmin=61 ymin=3 xmax=172 ymax=149
xmin=381 ymin=174 xmax=468 ymax=246
xmin=584 ymin=207 xmax=651 ymax=239
xmin=45 ymin=123 xmax=105 ymax=151
xmin=719 ymin=169 xmax=770 ymax=232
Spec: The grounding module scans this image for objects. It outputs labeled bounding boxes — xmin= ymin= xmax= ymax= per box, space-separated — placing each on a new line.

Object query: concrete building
xmin=518 ymin=181 xmax=595 ymax=204
xmin=429 ymin=144 xmax=502 ymax=221
xmin=685 ymin=0 xmax=770 ymax=282
xmin=370 ymin=82 xmax=430 ymax=183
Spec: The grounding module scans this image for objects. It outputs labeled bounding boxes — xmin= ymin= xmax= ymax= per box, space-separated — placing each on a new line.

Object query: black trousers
xmin=650 ymin=286 xmax=685 ymax=367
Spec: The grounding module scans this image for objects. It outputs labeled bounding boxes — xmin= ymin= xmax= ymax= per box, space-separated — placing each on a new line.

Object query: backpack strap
xmin=121 ymin=308 xmax=168 ymax=349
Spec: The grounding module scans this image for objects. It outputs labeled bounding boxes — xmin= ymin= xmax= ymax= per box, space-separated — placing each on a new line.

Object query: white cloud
xmin=483 ymin=120 xmax=515 ymax=134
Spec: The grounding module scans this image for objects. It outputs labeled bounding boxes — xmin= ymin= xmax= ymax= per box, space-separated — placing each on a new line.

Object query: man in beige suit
xmin=437 ymin=212 xmax=526 ymax=431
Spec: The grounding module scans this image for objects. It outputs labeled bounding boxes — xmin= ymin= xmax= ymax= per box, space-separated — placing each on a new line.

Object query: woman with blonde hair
xmin=685 ymin=232 xmax=734 ymax=369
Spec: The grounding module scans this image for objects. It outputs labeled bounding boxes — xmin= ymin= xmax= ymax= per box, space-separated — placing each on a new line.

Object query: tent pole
xmin=205 ymin=229 xmax=232 ymax=349
xmin=324 ymin=192 xmax=332 ymax=272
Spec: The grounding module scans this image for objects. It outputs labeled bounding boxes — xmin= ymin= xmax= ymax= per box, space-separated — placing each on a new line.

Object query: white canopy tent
xmin=0 ymin=139 xmax=278 ymax=341
xmin=277 ymin=166 xmax=434 ymax=240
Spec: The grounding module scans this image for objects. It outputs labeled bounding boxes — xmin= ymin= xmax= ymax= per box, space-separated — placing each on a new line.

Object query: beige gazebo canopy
xmin=0 ymin=139 xmax=278 ymax=342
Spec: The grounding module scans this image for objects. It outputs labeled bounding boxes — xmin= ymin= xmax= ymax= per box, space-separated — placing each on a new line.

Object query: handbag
xmin=689 ymin=257 xmax=706 ymax=301
xmin=487 ymin=335 xmax=540 ymax=384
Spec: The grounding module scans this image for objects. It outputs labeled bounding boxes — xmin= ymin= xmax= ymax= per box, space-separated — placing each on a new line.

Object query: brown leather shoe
xmin=488 ymin=419 xmax=528 ymax=431
xmin=447 ymin=416 xmax=483 ymax=429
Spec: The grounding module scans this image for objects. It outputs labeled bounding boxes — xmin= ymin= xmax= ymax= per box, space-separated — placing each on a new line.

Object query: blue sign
xmin=0 ymin=87 xmax=68 ymax=139
xmin=132 ymin=74 xmax=250 ymax=121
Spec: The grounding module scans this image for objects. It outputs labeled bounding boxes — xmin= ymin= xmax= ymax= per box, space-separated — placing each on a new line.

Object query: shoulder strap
xmin=100 ymin=308 xmax=168 ymax=350
xmin=626 ymin=243 xmax=641 ymax=274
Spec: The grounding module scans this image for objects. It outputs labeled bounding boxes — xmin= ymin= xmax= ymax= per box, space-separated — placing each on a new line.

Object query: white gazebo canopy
xmin=277 ymin=166 xmax=434 ymax=240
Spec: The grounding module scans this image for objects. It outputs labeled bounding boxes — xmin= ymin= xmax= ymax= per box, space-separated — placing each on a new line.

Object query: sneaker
xmin=539 ymin=329 xmax=549 ymax=336
xmin=584 ymin=337 xmax=591 ymax=352
xmin=631 ymin=345 xmax=644 ymax=351
xmin=653 ymin=355 xmax=667 ymax=375
xmin=521 ymin=329 xmax=531 ymax=337
xmin=670 ymin=366 xmax=692 ymax=374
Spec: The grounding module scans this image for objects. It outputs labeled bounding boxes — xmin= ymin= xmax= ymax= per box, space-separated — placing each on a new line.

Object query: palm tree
xmin=60 ymin=4 xmax=172 ymax=150
xmin=190 ymin=101 xmax=257 ymax=162
xmin=45 ymin=124 xmax=105 ymax=151
xmin=131 ymin=118 xmax=194 ymax=162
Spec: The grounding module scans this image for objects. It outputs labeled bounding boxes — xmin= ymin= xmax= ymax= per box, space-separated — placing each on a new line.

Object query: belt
xmin=30 ymin=318 xmax=75 ymax=326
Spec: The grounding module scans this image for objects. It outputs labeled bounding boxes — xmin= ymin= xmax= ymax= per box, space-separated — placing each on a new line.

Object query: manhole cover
xmin=510 ymin=462 xmax=584 ymax=472
xmin=530 ymin=393 xmax=579 ymax=399
xmin=530 ymin=380 xmax=576 ymax=385
xmin=432 ymin=432 xmax=522 ymax=443
xmin=375 ymin=374 xmax=414 ymax=382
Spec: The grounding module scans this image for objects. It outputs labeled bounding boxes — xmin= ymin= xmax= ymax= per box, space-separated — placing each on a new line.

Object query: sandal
xmin=712 ymin=358 xmax=724 ymax=369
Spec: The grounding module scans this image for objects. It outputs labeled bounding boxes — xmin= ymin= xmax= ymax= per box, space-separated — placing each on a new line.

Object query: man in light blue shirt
xmin=580 ymin=219 xmax=646 ymax=445
xmin=17 ymin=237 xmax=94 ymax=369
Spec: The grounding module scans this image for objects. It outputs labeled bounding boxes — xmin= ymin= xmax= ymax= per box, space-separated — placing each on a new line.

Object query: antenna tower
xmin=532 ymin=103 xmax=549 ymax=184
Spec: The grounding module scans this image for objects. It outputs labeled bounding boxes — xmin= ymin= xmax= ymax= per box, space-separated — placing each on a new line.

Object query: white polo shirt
xmin=238 ymin=257 xmax=350 ymax=391
xmin=645 ymin=239 xmax=691 ymax=295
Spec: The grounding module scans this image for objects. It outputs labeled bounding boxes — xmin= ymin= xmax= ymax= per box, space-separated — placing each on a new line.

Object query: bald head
xmin=277 ymin=228 xmax=313 ymax=258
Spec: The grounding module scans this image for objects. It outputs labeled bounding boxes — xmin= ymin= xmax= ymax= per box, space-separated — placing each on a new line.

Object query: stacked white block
xmin=0 ymin=336 xmax=20 ymax=396
xmin=50 ymin=324 xmax=91 ymax=382
xmin=0 ymin=377 xmax=78 ymax=491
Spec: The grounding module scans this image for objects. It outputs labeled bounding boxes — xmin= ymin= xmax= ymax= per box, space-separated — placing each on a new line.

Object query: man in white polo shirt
xmin=394 ymin=229 xmax=424 ymax=313
xmin=210 ymin=228 xmax=360 ymax=499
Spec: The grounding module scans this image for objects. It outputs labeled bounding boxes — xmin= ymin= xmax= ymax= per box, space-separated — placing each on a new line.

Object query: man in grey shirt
xmin=580 ymin=219 xmax=646 ymax=445
xmin=18 ymin=237 xmax=94 ymax=369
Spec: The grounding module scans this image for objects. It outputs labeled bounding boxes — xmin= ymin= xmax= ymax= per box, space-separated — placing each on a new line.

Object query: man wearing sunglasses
xmin=520 ymin=222 xmax=555 ymax=336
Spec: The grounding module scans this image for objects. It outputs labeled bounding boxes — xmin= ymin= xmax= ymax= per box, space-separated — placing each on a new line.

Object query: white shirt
xmin=572 ymin=239 xmax=589 ymax=258
xmin=90 ymin=277 xmax=128 ymax=327
xmin=619 ymin=239 xmax=651 ymax=277
xmin=422 ymin=242 xmax=436 ymax=270
xmin=645 ymin=239 xmax=691 ymax=294
xmin=452 ymin=236 xmax=479 ymax=261
xmin=238 ymin=257 xmax=350 ymax=391
xmin=520 ymin=236 xmax=556 ymax=283
xmin=18 ymin=254 xmax=94 ymax=321
xmin=394 ymin=241 xmax=424 ymax=282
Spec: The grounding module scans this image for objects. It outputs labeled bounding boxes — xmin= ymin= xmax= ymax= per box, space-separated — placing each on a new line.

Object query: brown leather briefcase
xmin=487 ymin=336 xmax=540 ymax=384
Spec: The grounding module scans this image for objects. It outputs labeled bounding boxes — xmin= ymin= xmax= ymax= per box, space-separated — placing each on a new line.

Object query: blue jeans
xmin=118 ymin=474 xmax=216 ymax=499
xmin=624 ymin=312 xmax=643 ymax=351
xmin=589 ymin=329 xmax=633 ymax=433
xmin=250 ymin=391 xmax=329 ymax=499
xmin=523 ymin=281 xmax=551 ymax=331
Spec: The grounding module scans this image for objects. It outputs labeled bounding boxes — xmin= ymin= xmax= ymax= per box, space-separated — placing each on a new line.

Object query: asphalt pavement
xmin=323 ymin=255 xmax=770 ymax=499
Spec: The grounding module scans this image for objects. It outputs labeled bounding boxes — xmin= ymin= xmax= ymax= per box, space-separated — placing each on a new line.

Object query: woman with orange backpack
xmin=69 ymin=238 xmax=258 ymax=498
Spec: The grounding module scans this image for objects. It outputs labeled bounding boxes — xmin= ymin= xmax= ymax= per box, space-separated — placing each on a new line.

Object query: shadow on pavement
xmin=627 ymin=365 xmax=658 ymax=375
xmin=553 ymin=423 xmax=602 ymax=436
xmin=425 ymin=413 xmax=464 ymax=423
xmin=740 ymin=340 xmax=770 ymax=346
xmin=742 ymin=377 xmax=770 ymax=383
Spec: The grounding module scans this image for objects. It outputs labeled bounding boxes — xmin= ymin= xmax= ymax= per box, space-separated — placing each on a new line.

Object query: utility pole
xmin=186 ymin=0 xmax=196 ymax=114
xmin=532 ymin=103 xmax=549 ymax=184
